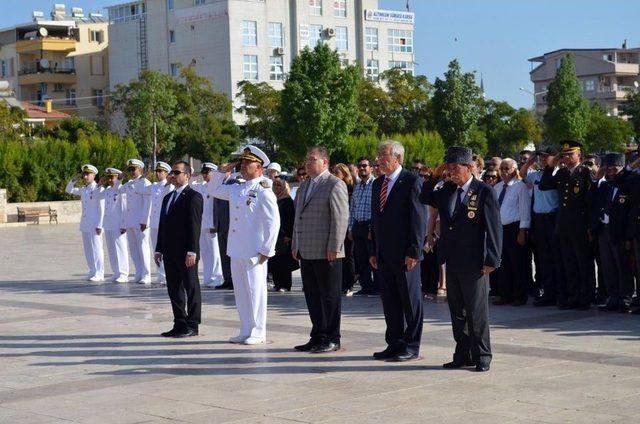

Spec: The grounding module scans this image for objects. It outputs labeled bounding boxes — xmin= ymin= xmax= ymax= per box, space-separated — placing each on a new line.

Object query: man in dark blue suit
xmin=369 ymin=140 xmax=427 ymax=362
xmin=421 ymin=146 xmax=502 ymax=372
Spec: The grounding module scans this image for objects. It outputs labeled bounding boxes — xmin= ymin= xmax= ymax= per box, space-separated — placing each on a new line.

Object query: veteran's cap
xmin=444 ymin=146 xmax=473 ymax=165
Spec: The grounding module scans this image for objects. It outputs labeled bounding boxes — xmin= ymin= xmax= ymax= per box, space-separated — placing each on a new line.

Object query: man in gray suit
xmin=292 ymin=146 xmax=349 ymax=353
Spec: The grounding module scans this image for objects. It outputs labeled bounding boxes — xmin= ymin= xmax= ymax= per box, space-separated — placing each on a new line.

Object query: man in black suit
xmin=155 ymin=161 xmax=203 ymax=337
xmin=369 ymin=140 xmax=427 ymax=362
xmin=421 ymin=146 xmax=502 ymax=372
xmin=213 ymin=169 xmax=238 ymax=290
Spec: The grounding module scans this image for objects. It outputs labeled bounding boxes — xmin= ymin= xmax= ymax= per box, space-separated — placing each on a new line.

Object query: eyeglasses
xmin=357 ymin=164 xmax=370 ymax=168
xmin=485 ymin=175 xmax=498 ymax=179
xmin=169 ymin=170 xmax=186 ymax=176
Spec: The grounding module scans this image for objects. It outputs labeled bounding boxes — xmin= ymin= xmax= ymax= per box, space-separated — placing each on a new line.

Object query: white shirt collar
xmin=385 ymin=165 xmax=403 ymax=182
xmin=174 ymin=183 xmax=188 ymax=195
xmin=311 ymin=169 xmax=329 ymax=184
xmin=459 ymin=175 xmax=473 ymax=192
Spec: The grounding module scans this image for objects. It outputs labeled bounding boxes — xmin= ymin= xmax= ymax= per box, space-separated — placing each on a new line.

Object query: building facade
xmin=529 ymin=47 xmax=640 ymax=116
xmin=0 ymin=5 xmax=109 ymax=120
xmin=106 ymin=0 xmax=415 ymax=122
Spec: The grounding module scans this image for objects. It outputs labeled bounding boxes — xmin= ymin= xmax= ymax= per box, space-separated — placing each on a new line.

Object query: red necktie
xmin=379 ymin=177 xmax=390 ymax=212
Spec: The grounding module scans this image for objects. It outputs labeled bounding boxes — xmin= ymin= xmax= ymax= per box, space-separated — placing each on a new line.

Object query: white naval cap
xmin=154 ymin=161 xmax=171 ymax=172
xmin=201 ymin=162 xmax=218 ymax=172
xmin=81 ymin=164 xmax=98 ymax=175
xmin=240 ymin=145 xmax=270 ymax=167
xmin=267 ymin=162 xmax=281 ymax=173
xmin=105 ymin=167 xmax=122 ymax=176
xmin=127 ymin=158 xmax=145 ymax=169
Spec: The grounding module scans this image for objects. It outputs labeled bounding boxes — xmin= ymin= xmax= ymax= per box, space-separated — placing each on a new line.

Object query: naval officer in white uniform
xmin=212 ymin=146 xmax=280 ymax=345
xmin=65 ymin=164 xmax=105 ymax=282
xmin=101 ymin=168 xmax=129 ymax=283
xmin=191 ymin=162 xmax=224 ymax=288
xmin=120 ymin=159 xmax=152 ymax=284
xmin=144 ymin=161 xmax=174 ymax=284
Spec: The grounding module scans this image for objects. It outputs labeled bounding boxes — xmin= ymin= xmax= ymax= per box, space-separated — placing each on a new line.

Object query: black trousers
xmin=598 ymin=226 xmax=634 ymax=307
xmin=379 ymin=262 xmax=423 ymax=354
xmin=533 ymin=212 xmax=563 ymax=302
xmin=269 ymin=254 xmax=293 ymax=290
xmin=446 ymin=268 xmax=492 ymax=365
xmin=420 ymin=245 xmax=439 ymax=294
xmin=352 ymin=221 xmax=376 ymax=292
xmin=341 ymin=236 xmax=356 ymax=291
xmin=557 ymin=231 xmax=595 ymax=307
xmin=498 ymin=222 xmax=528 ymax=303
xmin=164 ymin=256 xmax=201 ymax=330
xmin=300 ymin=257 xmax=342 ymax=343
xmin=217 ymin=229 xmax=233 ymax=285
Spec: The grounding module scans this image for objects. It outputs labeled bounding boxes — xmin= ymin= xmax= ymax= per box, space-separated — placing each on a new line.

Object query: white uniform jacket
xmin=65 ymin=180 xmax=105 ymax=232
xmin=144 ymin=180 xmax=174 ymax=229
xmin=119 ymin=176 xmax=152 ymax=228
xmin=191 ymin=180 xmax=215 ymax=230
xmin=101 ymin=182 xmax=127 ymax=231
xmin=210 ymin=173 xmax=280 ymax=259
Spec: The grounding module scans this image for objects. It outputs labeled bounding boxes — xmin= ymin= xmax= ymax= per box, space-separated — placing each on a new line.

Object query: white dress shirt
xmin=144 ymin=179 xmax=174 ymax=229
xmin=383 ymin=165 xmax=403 ymax=195
xmin=493 ymin=179 xmax=531 ymax=229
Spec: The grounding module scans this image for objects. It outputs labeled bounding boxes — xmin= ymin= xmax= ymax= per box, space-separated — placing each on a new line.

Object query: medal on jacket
xmin=619 ymin=196 xmax=627 ymax=204
xmin=246 ymin=189 xmax=257 ymax=206
xmin=467 ymin=192 xmax=478 ymax=219
xmin=574 ymin=186 xmax=580 ymax=194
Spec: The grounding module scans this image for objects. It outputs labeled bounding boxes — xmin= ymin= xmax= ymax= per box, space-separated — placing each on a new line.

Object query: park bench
xmin=17 ymin=206 xmax=58 ymax=224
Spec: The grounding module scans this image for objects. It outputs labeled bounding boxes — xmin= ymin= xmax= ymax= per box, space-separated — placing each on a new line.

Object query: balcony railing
xmin=18 ymin=65 xmax=76 ymax=76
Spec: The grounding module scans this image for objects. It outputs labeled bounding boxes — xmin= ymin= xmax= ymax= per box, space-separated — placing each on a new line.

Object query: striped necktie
xmin=379 ymin=177 xmax=390 ymax=212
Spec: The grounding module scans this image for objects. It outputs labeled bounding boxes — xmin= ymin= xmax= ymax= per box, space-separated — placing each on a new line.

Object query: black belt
xmin=353 ymin=219 xmax=371 ymax=225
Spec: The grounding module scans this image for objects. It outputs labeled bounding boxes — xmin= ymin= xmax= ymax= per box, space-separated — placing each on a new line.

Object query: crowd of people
xmin=65 ymin=138 xmax=640 ymax=372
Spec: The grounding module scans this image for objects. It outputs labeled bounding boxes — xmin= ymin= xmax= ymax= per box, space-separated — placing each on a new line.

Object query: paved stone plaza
xmin=0 ymin=224 xmax=639 ymax=423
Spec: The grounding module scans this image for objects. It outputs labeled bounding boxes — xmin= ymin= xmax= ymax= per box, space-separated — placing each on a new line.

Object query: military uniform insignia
xmin=246 ymin=189 xmax=258 ymax=206
xmin=573 ymin=186 xmax=580 ymax=194
xmin=619 ymin=196 xmax=627 ymax=204
xmin=260 ymin=180 xmax=272 ymax=189
xmin=468 ymin=211 xmax=476 ymax=219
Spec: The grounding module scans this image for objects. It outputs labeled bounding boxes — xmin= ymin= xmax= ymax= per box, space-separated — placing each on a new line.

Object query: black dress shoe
xmin=215 ymin=282 xmax=233 ymax=290
xmin=173 ymin=328 xmax=198 ymax=338
xmin=443 ymin=359 xmax=475 ymax=369
xmin=475 ymin=363 xmax=490 ymax=372
xmin=557 ymin=302 xmax=571 ymax=310
xmin=620 ymin=304 xmax=632 ymax=314
xmin=598 ymin=303 xmax=618 ymax=311
xmin=294 ymin=340 xmax=317 ymax=352
xmin=310 ymin=341 xmax=340 ymax=353
xmin=373 ymin=346 xmax=397 ymax=360
xmin=390 ymin=351 xmax=418 ymax=362
xmin=511 ymin=299 xmax=527 ymax=307
xmin=533 ymin=298 xmax=555 ymax=307
xmin=632 ymin=307 xmax=640 ymax=315
xmin=161 ymin=328 xmax=180 ymax=337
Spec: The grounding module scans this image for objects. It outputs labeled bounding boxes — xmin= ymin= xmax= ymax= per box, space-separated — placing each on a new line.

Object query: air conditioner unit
xmin=274 ymin=47 xmax=285 ymax=56
xmin=323 ymin=28 xmax=335 ymax=38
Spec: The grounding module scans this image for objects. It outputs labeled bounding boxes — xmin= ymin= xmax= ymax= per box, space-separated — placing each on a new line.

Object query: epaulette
xmin=260 ymin=179 xmax=272 ymax=189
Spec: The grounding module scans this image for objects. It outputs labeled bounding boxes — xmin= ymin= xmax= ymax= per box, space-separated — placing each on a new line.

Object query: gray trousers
xmin=598 ymin=226 xmax=634 ymax=306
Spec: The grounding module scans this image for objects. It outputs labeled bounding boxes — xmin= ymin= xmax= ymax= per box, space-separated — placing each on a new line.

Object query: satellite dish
xmin=39 ymin=27 xmax=49 ymax=37
xmin=39 ymin=58 xmax=50 ymax=69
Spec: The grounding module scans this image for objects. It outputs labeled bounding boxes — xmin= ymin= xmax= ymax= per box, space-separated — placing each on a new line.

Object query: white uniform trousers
xmin=231 ymin=258 xmax=267 ymax=339
xmin=200 ymin=229 xmax=223 ymax=284
xmin=126 ymin=227 xmax=151 ymax=281
xmin=82 ymin=231 xmax=104 ymax=279
xmin=105 ymin=229 xmax=129 ymax=280
xmin=150 ymin=228 xmax=166 ymax=282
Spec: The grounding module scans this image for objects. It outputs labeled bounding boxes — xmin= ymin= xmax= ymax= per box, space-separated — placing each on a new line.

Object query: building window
xmin=0 ymin=60 xmax=5 ymax=77
xmin=584 ymin=79 xmax=595 ymax=91
xmin=89 ymin=30 xmax=104 ymax=43
xmin=334 ymin=0 xmax=346 ymax=17
xmin=90 ymin=56 xmax=104 ymax=75
xmin=389 ymin=60 xmax=414 ymax=75
xmin=242 ymin=20 xmax=257 ymax=47
xmin=365 ymin=27 xmax=378 ymax=51
xmin=366 ymin=59 xmax=379 ymax=81
xmin=602 ymin=54 xmax=614 ymax=62
xmin=309 ymin=24 xmax=323 ymax=47
xmin=169 ymin=30 xmax=175 ymax=43
xmin=334 ymin=27 xmax=347 ymax=51
xmin=109 ymin=3 xmax=145 ymax=23
xmin=268 ymin=22 xmax=283 ymax=48
xmin=243 ymin=55 xmax=258 ymax=80
xmin=64 ymin=56 xmax=75 ymax=71
xmin=53 ymin=83 xmax=65 ymax=92
xmin=195 ymin=0 xmax=205 ymax=5
xmin=170 ymin=63 xmax=179 ymax=77
xmin=93 ymin=89 xmax=105 ymax=107
xmin=388 ymin=29 xmax=413 ymax=53
xmin=309 ymin=0 xmax=322 ymax=16
xmin=555 ymin=57 xmax=563 ymax=69
xmin=66 ymin=89 xmax=77 ymax=106
xmin=168 ymin=0 xmax=174 ymax=10
xmin=269 ymin=56 xmax=284 ymax=81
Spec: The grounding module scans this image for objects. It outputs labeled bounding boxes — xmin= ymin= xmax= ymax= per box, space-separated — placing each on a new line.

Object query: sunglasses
xmin=169 ymin=170 xmax=186 ymax=176
xmin=357 ymin=164 xmax=370 ymax=168
xmin=485 ymin=174 xmax=498 ymax=179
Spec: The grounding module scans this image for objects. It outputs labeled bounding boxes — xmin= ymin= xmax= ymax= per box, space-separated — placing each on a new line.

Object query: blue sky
xmin=3 ymin=0 xmax=639 ymax=109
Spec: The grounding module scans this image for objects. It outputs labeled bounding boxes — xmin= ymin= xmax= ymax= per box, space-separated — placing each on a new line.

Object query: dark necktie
xmin=454 ymin=187 xmax=463 ymax=214
xmin=603 ymin=182 xmax=614 ymax=216
xmin=498 ymin=184 xmax=507 ymax=206
xmin=379 ymin=177 xmax=390 ymax=212
xmin=167 ymin=190 xmax=178 ymax=214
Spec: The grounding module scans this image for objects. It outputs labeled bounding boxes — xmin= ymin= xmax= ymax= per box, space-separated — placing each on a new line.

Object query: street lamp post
xmin=519 ymin=87 xmax=548 ymax=111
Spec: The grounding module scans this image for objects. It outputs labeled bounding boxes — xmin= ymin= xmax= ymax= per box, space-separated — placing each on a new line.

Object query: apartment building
xmin=106 ymin=0 xmax=415 ymax=122
xmin=0 ymin=4 xmax=109 ymax=120
xmin=529 ymin=46 xmax=640 ymax=116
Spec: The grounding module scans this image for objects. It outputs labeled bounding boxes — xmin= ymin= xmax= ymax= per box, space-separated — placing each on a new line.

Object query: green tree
xmin=279 ymin=43 xmax=361 ymax=159
xmin=354 ymin=79 xmax=388 ymax=136
xmin=173 ymin=66 xmax=240 ymax=162
xmin=543 ymin=55 xmax=590 ymax=144
xmin=37 ymin=116 xmax=99 ymax=143
xmin=110 ymin=70 xmax=178 ymax=164
xmin=584 ymin=104 xmax=634 ymax=153
xmin=479 ymin=100 xmax=542 ymax=156
xmin=376 ymin=68 xmax=431 ymax=135
xmin=236 ymin=81 xmax=281 ymax=157
xmin=620 ymin=88 xmax=640 ymax=141
xmin=431 ymin=59 xmax=483 ymax=148
xmin=0 ymin=100 xmax=27 ymax=138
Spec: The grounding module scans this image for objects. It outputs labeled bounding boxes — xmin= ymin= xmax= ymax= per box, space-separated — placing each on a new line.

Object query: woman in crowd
xmin=269 ymin=178 xmax=297 ymax=292
xmin=482 ymin=170 xmax=500 ymax=187
xmin=332 ymin=163 xmax=357 ymax=294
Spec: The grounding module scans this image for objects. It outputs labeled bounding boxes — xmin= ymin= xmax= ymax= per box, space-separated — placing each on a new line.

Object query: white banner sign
xmin=174 ymin=3 xmax=228 ymax=25
xmin=365 ymin=9 xmax=414 ymax=24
